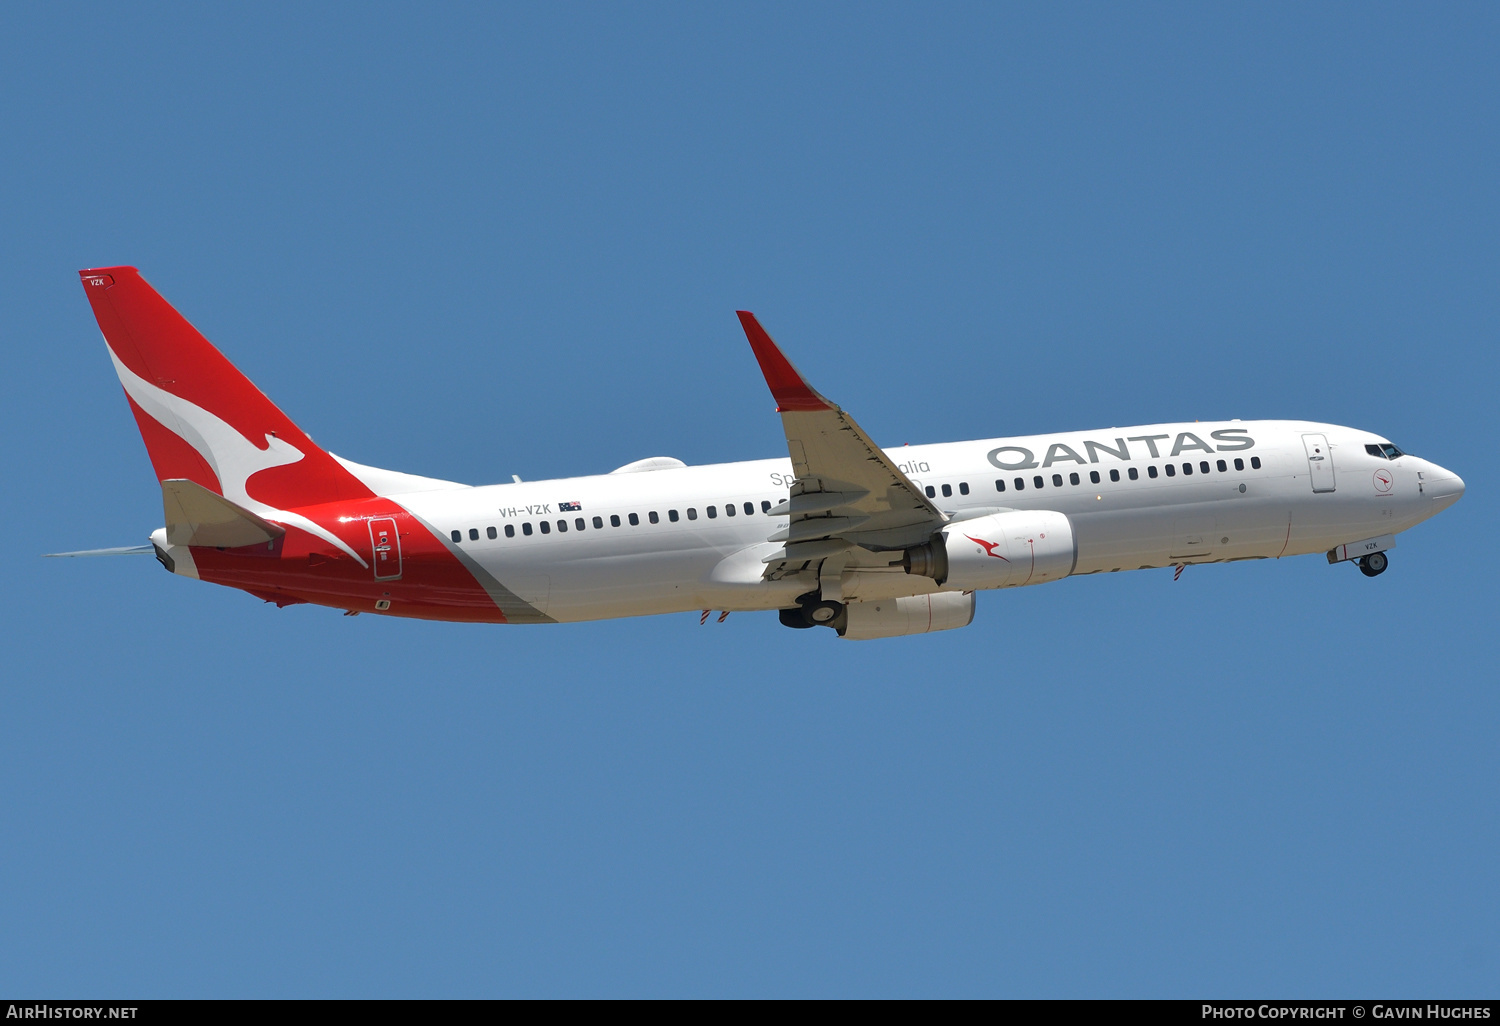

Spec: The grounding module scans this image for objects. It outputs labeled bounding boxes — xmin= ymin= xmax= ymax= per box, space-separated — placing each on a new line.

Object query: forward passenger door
xmin=1302 ymin=434 xmax=1336 ymax=493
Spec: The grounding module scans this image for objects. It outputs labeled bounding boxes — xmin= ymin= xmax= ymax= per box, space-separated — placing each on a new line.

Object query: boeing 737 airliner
xmin=60 ymin=267 xmax=1464 ymax=639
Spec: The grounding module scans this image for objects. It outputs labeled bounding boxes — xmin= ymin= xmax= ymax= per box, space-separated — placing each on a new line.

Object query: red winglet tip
xmin=735 ymin=311 xmax=831 ymax=412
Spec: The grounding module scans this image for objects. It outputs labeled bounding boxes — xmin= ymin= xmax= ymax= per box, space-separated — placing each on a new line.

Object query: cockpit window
xmin=1366 ymin=443 xmax=1406 ymax=459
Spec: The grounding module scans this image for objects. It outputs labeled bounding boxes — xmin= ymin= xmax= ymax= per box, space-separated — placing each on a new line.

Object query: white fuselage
xmin=391 ymin=419 xmax=1464 ymax=623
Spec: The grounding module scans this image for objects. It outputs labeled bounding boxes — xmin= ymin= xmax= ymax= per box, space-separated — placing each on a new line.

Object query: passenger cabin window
xmin=1015 ymin=477 xmax=1025 ymax=491
xmin=593 ymin=516 xmax=603 ymax=529
xmin=523 ymin=523 xmax=533 ymax=536
xmin=1128 ymin=468 xmax=1138 ymax=480
xmin=1052 ymin=474 xmax=1063 ymax=487
xmin=744 ymin=502 xmax=754 ymax=515
xmin=505 ymin=524 xmax=516 ymax=538
xmin=1250 ymin=457 xmax=1262 ymax=469
xmin=1217 ymin=460 xmax=1227 ymax=472
xmin=1164 ymin=465 xmax=1175 ymax=477
xmin=576 ymin=518 xmax=586 ymax=531
xmin=487 ymin=526 xmax=497 ymax=539
xmin=995 ymin=479 xmax=1007 ymax=493
xmin=761 ymin=500 xmax=771 ymax=513
xmin=540 ymin=521 xmax=551 ymax=534
xmin=925 ymin=485 xmax=936 ymax=498
xmin=707 ymin=506 xmax=717 ymax=518
xmin=1112 ymin=469 xmax=1122 ymax=482
xmin=725 ymin=503 xmax=736 ymax=516
xmin=649 ymin=511 xmax=659 ymax=524
xmin=1090 ymin=471 xmax=1101 ymax=484
xmin=556 ymin=520 xmax=567 ymax=532
xmin=687 ymin=508 xmax=698 ymax=520
xmin=1234 ymin=458 xmax=1244 ymax=471
xmin=959 ymin=482 xmax=969 ymax=495
xmin=451 ymin=530 xmax=461 ymax=543
xmin=1182 ymin=463 xmax=1192 ymax=476
xmin=628 ymin=513 xmax=640 ymax=526
xmin=610 ymin=515 xmax=621 ymax=527
xmin=1034 ymin=476 xmax=1044 ymax=489
xmin=669 ymin=509 xmax=679 ymax=522
xmin=1200 ymin=461 xmax=1211 ymax=474
xmin=941 ymin=484 xmax=952 ymax=497
xmin=469 ymin=528 xmax=479 ymax=541
xmin=1069 ymin=472 xmax=1080 ymax=486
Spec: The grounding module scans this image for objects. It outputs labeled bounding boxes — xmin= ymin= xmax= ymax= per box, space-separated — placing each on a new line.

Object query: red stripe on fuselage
xmin=188 ymin=497 xmax=507 ymax=622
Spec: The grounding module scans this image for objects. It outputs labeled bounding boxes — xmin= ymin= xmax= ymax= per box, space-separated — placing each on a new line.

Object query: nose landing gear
xmin=1358 ymin=551 xmax=1388 ymax=577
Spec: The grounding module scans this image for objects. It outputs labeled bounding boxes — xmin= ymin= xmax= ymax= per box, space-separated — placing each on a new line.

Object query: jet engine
xmin=903 ymin=510 xmax=1076 ymax=591
xmin=838 ymin=591 xmax=976 ymax=640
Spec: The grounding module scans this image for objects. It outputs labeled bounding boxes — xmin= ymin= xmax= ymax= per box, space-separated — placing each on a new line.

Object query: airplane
xmin=56 ymin=266 xmax=1465 ymax=640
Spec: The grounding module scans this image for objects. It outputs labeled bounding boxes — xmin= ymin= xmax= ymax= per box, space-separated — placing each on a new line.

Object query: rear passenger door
xmin=368 ymin=517 xmax=402 ymax=580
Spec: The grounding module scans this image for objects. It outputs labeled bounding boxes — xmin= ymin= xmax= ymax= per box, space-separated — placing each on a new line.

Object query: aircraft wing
xmin=736 ymin=312 xmax=945 ymax=582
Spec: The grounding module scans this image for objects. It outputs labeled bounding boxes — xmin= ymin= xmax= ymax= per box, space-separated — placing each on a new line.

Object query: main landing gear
xmin=779 ymin=593 xmax=846 ymax=630
xmin=1358 ymin=551 xmax=1389 ymax=578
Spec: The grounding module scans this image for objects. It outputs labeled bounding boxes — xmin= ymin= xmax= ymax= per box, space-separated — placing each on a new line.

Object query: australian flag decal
xmin=559 ymin=501 xmax=582 ymax=512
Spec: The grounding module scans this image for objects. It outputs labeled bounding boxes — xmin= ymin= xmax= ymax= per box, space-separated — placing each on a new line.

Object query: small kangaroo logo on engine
xmin=965 ymin=534 xmax=1009 ymax=561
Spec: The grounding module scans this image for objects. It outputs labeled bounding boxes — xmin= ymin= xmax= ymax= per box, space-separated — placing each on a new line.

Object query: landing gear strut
xmin=1358 ymin=551 xmax=1388 ymax=577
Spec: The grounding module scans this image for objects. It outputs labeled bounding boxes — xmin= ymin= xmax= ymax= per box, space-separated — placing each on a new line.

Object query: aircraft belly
xmin=1071 ymin=491 xmax=1307 ymax=571
xmin=1284 ymin=490 xmax=1411 ymax=557
xmin=1071 ymin=507 xmax=1171 ymax=572
xmin=500 ymin=540 xmax=787 ymax=623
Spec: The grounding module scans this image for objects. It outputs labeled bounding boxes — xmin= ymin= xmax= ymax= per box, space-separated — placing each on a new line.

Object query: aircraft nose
xmin=1426 ymin=467 xmax=1465 ymax=510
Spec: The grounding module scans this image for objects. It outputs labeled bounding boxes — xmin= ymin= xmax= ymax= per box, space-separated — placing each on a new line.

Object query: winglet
xmin=736 ymin=312 xmax=834 ymax=412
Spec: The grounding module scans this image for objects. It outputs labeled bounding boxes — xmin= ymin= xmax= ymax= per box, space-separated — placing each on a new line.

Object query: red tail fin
xmin=79 ymin=267 xmax=373 ymax=511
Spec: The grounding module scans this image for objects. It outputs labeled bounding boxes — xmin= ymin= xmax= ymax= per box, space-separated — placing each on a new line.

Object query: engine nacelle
xmin=903 ymin=510 xmax=1075 ymax=591
xmin=838 ymin=591 xmax=976 ymax=640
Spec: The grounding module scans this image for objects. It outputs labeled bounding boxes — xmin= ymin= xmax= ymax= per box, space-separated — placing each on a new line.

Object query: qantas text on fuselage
xmin=63 ymin=267 xmax=1465 ymax=640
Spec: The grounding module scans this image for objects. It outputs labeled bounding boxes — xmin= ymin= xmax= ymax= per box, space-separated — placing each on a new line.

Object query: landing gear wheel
xmin=779 ymin=607 xmax=816 ymax=629
xmin=801 ymin=599 xmax=845 ymax=627
xmin=1359 ymin=551 xmax=1388 ymax=577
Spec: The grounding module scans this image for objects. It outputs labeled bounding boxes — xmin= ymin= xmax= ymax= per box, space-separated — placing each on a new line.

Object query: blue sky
xmin=2 ymin=3 xmax=1496 ymax=997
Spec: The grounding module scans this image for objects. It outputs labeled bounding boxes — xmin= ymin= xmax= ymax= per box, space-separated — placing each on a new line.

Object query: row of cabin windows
xmin=451 ymin=454 xmax=1270 ymax=541
xmin=993 ymin=456 xmax=1261 ymax=492
xmin=452 ymin=500 xmax=774 ymax=543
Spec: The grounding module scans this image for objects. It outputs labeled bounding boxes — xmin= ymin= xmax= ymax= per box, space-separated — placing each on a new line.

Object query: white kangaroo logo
xmin=108 ymin=347 xmax=369 ymax=567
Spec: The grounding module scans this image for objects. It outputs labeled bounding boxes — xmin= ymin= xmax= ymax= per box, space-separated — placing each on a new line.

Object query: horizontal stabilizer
xmin=43 ymin=545 xmax=154 ymax=557
xmin=161 ymin=478 xmax=285 ymax=548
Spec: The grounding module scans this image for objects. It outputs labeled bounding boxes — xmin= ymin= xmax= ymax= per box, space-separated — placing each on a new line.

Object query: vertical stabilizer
xmin=79 ymin=267 xmax=374 ymax=511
